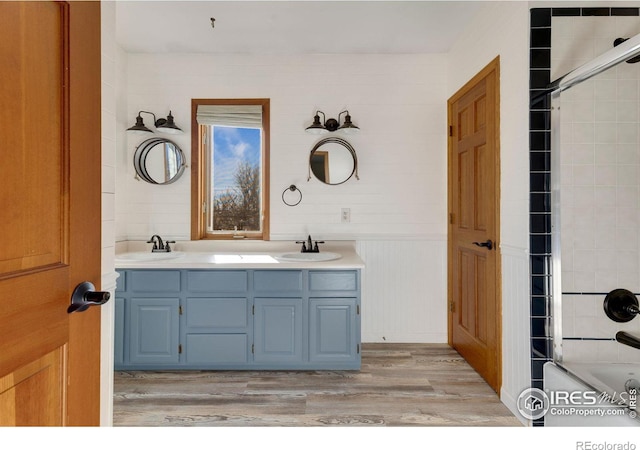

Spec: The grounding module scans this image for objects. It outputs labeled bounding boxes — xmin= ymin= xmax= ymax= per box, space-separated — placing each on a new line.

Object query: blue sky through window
xmin=212 ymin=125 xmax=261 ymax=197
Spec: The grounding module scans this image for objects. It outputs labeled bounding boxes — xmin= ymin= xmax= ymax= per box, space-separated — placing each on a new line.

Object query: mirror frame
xmin=133 ymin=137 xmax=186 ymax=185
xmin=307 ymin=137 xmax=359 ymax=185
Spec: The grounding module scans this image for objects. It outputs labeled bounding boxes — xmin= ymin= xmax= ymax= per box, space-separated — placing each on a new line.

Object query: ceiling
xmin=115 ymin=1 xmax=486 ymax=54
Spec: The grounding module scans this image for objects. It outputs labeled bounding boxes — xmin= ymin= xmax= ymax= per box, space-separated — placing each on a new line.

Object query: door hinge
xmin=449 ymin=301 xmax=456 ymax=313
xmin=357 ymin=305 xmax=360 ymax=315
xmin=203 ymin=201 xmax=207 ymax=214
xmin=449 ymin=125 xmax=453 ymax=137
xmin=357 ymin=344 xmax=360 ymax=354
xmin=251 ymin=344 xmax=255 ymax=354
xmin=179 ymin=305 xmax=183 ymax=315
xmin=252 ymin=305 xmax=255 ymax=315
xmin=178 ymin=344 xmax=183 ymax=354
xmin=449 ymin=213 xmax=454 ymax=225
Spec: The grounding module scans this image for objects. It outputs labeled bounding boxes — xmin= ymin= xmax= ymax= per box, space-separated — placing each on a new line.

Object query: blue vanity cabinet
xmin=310 ymin=298 xmax=359 ymax=363
xmin=308 ymin=271 xmax=360 ymax=365
xmin=115 ymin=268 xmax=361 ymax=370
xmin=253 ymin=297 xmax=304 ymax=363
xmin=128 ymin=269 xmax=181 ymax=365
xmin=114 ymin=297 xmax=125 ymax=366
xmin=114 ymin=273 xmax=126 ymax=366
xmin=129 ymin=297 xmax=180 ymax=365
xmin=115 ymin=270 xmax=182 ymax=369
xmin=252 ymin=270 xmax=305 ymax=365
xmin=183 ymin=270 xmax=250 ymax=367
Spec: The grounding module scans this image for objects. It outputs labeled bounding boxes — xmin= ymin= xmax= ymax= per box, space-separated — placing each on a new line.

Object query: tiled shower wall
xmin=530 ymin=7 xmax=640 ymax=398
xmin=554 ymin=13 xmax=640 ymax=364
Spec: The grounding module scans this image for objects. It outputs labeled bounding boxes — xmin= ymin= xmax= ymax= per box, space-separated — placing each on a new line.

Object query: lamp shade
xmin=305 ymin=112 xmax=328 ymax=134
xmin=337 ymin=112 xmax=359 ymax=134
xmin=127 ymin=115 xmax=153 ymax=134
xmin=156 ymin=111 xmax=183 ymax=134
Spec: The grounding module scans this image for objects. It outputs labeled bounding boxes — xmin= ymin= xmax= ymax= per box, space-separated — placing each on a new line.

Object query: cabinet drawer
xmin=309 ymin=271 xmax=357 ymax=291
xmin=187 ymin=271 xmax=247 ymax=292
xmin=186 ymin=334 xmax=248 ymax=364
xmin=129 ymin=270 xmax=181 ymax=293
xmin=254 ymin=270 xmax=302 ymax=292
xmin=185 ymin=297 xmax=248 ymax=329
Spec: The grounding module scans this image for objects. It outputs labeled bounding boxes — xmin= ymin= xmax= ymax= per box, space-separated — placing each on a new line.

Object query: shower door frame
xmin=550 ymin=89 xmax=563 ymax=363
xmin=548 ymin=33 xmax=640 ymax=363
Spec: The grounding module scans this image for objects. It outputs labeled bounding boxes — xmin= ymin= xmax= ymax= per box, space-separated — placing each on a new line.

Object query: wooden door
xmin=0 ymin=1 xmax=102 ymax=425
xmin=447 ymin=57 xmax=501 ymax=393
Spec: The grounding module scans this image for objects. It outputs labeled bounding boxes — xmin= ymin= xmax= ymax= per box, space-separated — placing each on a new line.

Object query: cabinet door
xmin=309 ymin=298 xmax=358 ymax=363
xmin=254 ymin=298 xmax=303 ymax=363
xmin=129 ymin=298 xmax=180 ymax=365
xmin=114 ymin=297 xmax=125 ymax=366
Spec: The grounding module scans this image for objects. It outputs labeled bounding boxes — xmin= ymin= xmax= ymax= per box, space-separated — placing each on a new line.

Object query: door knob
xmin=472 ymin=239 xmax=494 ymax=250
xmin=68 ymin=281 xmax=111 ymax=314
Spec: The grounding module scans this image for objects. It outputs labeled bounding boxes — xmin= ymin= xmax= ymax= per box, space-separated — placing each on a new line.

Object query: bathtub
xmin=544 ymin=362 xmax=640 ymax=426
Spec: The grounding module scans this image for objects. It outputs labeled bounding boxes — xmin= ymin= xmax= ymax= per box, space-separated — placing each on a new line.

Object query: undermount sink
xmin=115 ymin=251 xmax=185 ymax=262
xmin=276 ymin=252 xmax=342 ymax=262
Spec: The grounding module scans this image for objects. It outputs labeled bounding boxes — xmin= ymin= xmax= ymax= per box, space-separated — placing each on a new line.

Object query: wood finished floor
xmin=113 ymin=344 xmax=522 ymax=427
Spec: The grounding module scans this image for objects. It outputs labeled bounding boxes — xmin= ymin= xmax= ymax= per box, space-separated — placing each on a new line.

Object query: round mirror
xmin=308 ymin=137 xmax=359 ymax=185
xmin=133 ymin=137 xmax=186 ymax=184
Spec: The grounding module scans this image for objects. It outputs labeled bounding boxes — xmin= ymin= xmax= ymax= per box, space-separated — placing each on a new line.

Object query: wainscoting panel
xmin=499 ymin=244 xmax=532 ymax=425
xmin=356 ymin=237 xmax=447 ymax=343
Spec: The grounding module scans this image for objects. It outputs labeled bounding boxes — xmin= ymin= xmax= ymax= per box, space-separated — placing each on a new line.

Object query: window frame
xmin=191 ymin=98 xmax=270 ymax=240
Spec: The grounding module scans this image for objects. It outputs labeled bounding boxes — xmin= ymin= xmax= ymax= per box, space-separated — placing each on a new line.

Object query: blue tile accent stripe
xmin=528 ymin=6 xmax=640 ymax=426
xmin=528 ymin=9 xmax=552 ymax=418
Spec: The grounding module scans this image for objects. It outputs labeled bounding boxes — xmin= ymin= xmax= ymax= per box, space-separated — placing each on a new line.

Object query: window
xmin=191 ymin=99 xmax=270 ymax=240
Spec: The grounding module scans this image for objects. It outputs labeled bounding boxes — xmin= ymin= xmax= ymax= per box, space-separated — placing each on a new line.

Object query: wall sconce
xmin=305 ymin=110 xmax=359 ymax=135
xmin=127 ymin=110 xmax=183 ymax=135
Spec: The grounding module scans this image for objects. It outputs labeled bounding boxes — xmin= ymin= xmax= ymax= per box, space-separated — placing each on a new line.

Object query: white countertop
xmin=114 ymin=240 xmax=365 ymax=270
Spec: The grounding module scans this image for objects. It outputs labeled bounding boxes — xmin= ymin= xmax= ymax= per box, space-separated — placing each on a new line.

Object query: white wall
xmin=116 ymin=51 xmax=450 ymax=343
xmin=447 ymin=1 xmax=532 ymax=423
xmin=118 ymin=53 xmax=448 ymax=241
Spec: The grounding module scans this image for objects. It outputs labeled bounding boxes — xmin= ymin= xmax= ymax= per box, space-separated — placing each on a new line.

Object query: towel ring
xmin=282 ymin=185 xmax=302 ymax=207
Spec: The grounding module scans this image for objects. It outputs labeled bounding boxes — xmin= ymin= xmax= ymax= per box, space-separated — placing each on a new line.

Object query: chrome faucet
xmin=147 ymin=235 xmax=175 ymax=253
xmin=296 ymin=235 xmax=324 ymax=253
